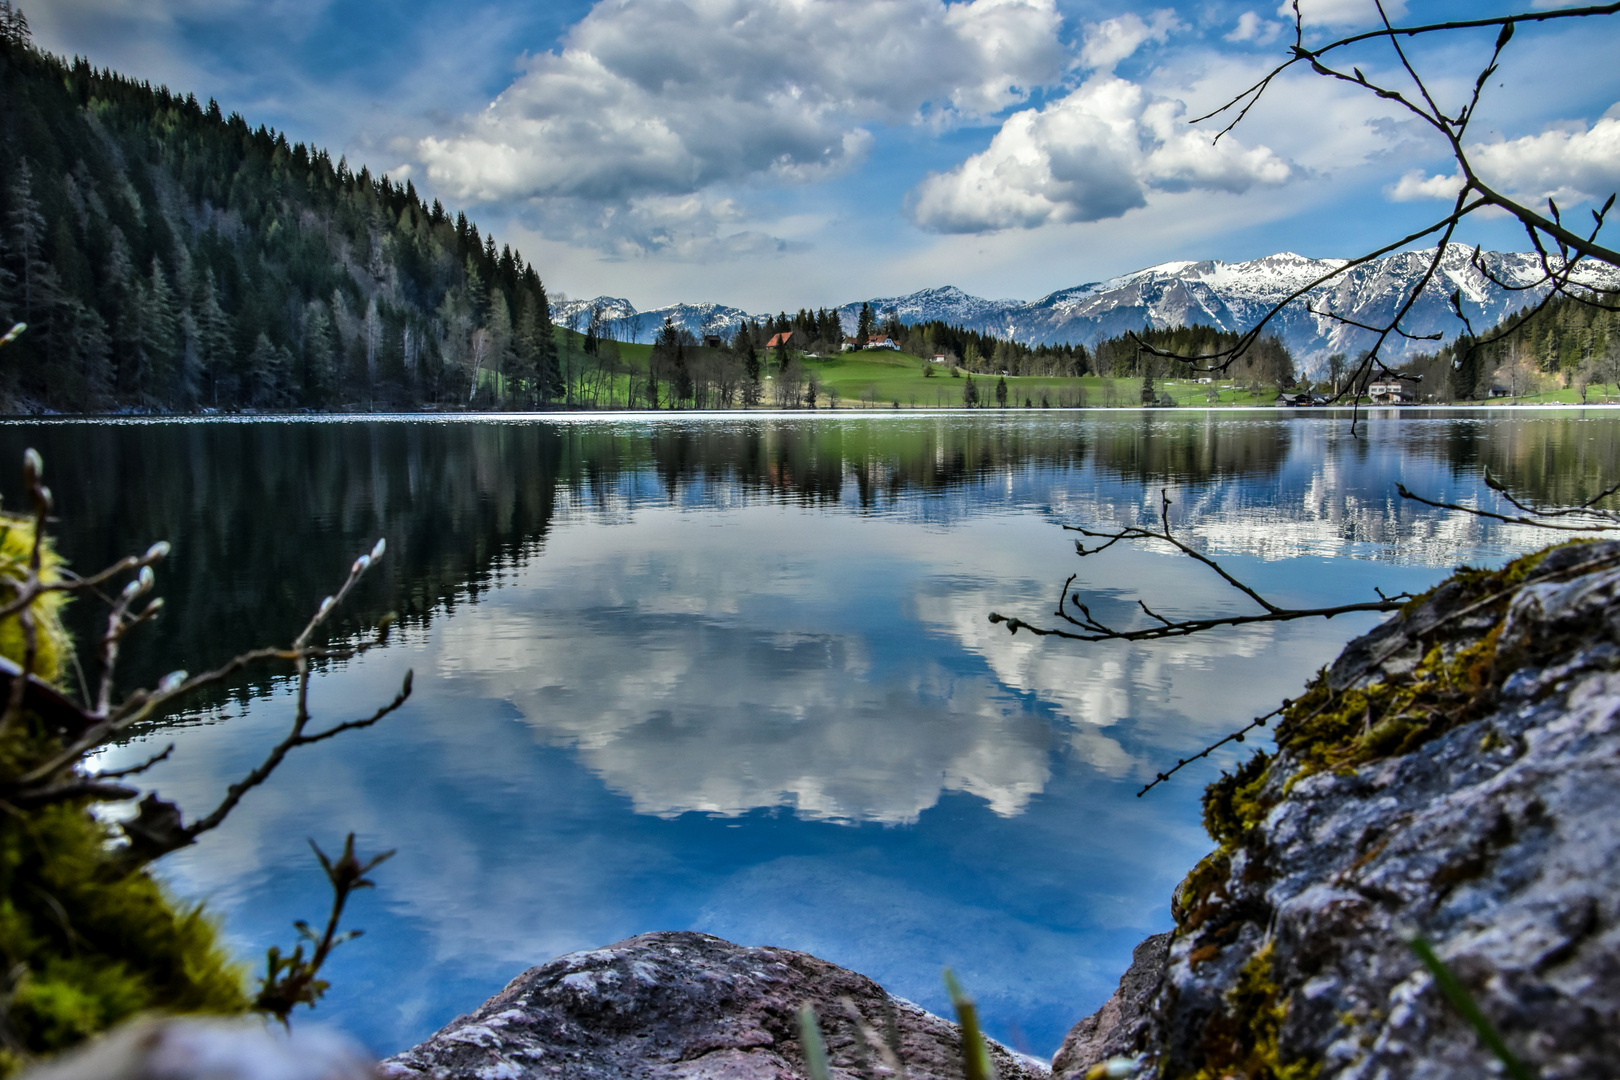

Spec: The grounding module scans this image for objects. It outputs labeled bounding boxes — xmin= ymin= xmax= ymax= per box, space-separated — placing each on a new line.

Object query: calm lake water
xmin=3 ymin=408 xmax=1615 ymax=1059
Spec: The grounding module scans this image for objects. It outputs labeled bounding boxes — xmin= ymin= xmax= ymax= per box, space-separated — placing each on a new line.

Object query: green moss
xmin=1202 ymin=751 xmax=1272 ymax=850
xmin=1163 ymin=542 xmax=1604 ymax=1079
xmin=0 ymin=522 xmax=248 ymax=1074
xmin=1173 ymin=942 xmax=1319 ymax=1080
xmin=0 ymin=514 xmax=73 ymax=685
xmin=1173 ymin=851 xmax=1232 ymax=932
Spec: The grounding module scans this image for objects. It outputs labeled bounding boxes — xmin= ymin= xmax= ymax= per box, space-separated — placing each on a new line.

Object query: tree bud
xmin=157 ymin=670 xmax=188 ymax=693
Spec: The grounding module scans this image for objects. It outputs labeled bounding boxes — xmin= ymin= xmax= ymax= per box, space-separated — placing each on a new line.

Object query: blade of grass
xmin=1408 ymin=938 xmax=1534 ymax=1080
xmin=943 ymin=970 xmax=997 ymax=1080
xmin=799 ymin=1003 xmax=833 ymax=1080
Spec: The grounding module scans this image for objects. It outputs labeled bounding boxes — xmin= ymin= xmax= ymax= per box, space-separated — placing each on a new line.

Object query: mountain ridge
xmin=558 ymin=247 xmax=1620 ymax=371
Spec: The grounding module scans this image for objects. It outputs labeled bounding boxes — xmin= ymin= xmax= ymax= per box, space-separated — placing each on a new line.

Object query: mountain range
xmin=557 ymin=247 xmax=1620 ymax=372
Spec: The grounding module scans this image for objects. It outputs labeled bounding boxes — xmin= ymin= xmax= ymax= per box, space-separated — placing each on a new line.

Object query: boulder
xmin=20 ymin=1016 xmax=375 ymax=1080
xmin=1049 ymin=934 xmax=1167 ymax=1077
xmin=382 ymin=931 xmax=1045 ymax=1080
xmin=1060 ymin=539 xmax=1620 ymax=1079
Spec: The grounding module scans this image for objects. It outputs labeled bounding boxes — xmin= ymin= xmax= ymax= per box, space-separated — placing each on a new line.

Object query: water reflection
xmin=6 ymin=409 xmax=1616 ymax=1061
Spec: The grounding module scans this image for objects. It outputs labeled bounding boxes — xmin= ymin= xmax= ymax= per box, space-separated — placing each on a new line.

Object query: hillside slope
xmin=0 ymin=26 xmax=557 ymax=412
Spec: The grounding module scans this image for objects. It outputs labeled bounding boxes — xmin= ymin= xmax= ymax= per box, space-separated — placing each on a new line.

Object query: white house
xmin=1367 ymin=377 xmax=1417 ymax=404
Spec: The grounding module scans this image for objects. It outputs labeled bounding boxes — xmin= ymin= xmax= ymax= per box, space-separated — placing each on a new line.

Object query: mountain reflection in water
xmin=2 ymin=409 xmax=1614 ymax=1060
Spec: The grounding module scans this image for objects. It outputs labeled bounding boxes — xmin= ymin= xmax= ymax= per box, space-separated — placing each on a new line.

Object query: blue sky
xmin=32 ymin=1 xmax=1620 ymax=311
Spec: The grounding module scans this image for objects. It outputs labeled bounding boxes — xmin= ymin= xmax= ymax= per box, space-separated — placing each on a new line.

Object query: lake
xmin=3 ymin=407 xmax=1614 ymax=1060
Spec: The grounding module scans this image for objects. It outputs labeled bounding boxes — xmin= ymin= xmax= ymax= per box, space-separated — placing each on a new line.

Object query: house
xmin=1367 ymin=377 xmax=1417 ymax=404
xmin=863 ymin=336 xmax=899 ymax=351
xmin=702 ymin=334 xmax=724 ymax=349
xmin=931 ymin=354 xmax=947 ymax=364
xmin=765 ymin=331 xmax=796 ymax=350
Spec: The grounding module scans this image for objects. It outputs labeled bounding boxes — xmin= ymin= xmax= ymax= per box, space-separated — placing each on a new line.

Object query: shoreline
xmin=2 ymin=402 xmax=1619 ymax=425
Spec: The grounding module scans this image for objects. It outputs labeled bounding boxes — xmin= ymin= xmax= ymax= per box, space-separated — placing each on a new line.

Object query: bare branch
xmin=987 ymin=489 xmax=1408 ymax=643
xmin=1135 ymin=700 xmax=1290 ymax=798
xmin=1396 ymin=484 xmax=1620 ymax=531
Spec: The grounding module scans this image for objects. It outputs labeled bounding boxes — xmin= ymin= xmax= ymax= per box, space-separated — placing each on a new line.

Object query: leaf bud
xmin=144 ymin=541 xmax=172 ymax=563
xmin=22 ymin=448 xmax=42 ymax=483
xmin=318 ymin=595 xmax=336 ymax=617
xmin=122 ymin=579 xmax=142 ymax=600
xmin=351 ymin=554 xmax=371 ymax=576
xmin=138 ymin=565 xmax=155 ymax=592
xmin=370 ymin=538 xmax=387 ymax=561
xmin=157 ymin=670 xmax=188 ymax=693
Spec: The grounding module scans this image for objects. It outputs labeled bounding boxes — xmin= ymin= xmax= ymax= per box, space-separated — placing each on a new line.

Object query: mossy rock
xmin=0 ymin=518 xmax=249 ymax=1075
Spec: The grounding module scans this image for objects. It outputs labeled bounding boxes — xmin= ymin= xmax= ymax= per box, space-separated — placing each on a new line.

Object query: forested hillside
xmin=0 ymin=4 xmax=558 ymax=413
xmin=1400 ymin=291 xmax=1620 ymax=400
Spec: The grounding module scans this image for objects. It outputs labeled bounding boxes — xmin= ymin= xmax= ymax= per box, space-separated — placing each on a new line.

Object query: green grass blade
xmin=799 ymin=1003 xmax=833 ymax=1080
xmin=1408 ymin=938 xmax=1534 ymax=1080
xmin=943 ymin=969 xmax=997 ymax=1080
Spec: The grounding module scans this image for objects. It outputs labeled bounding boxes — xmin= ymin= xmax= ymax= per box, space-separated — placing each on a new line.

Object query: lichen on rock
xmin=1056 ymin=539 xmax=1620 ymax=1080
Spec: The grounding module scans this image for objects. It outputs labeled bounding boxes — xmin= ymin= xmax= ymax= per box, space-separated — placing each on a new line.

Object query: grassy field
xmin=544 ymin=333 xmax=1620 ymax=410
xmin=552 ymin=335 xmax=1287 ymax=409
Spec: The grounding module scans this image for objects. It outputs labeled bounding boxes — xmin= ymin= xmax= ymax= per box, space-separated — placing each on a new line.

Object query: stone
xmin=1069 ymin=539 xmax=1620 ymax=1079
xmin=382 ymin=931 xmax=1045 ymax=1080
xmin=20 ymin=1016 xmax=375 ymax=1080
xmin=1048 ymin=934 xmax=1167 ymax=1077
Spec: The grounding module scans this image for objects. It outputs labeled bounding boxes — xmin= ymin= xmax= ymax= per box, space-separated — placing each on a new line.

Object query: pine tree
xmin=856 ymin=302 xmax=874 ymax=347
xmin=142 ymin=258 xmax=181 ymax=402
xmin=192 ymin=268 xmax=235 ymax=405
xmin=243 ymin=332 xmax=286 ymax=406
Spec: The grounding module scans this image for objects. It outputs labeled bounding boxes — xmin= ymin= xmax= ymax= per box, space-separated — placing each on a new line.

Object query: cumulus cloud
xmin=1388 ymin=115 xmax=1620 ymax=205
xmin=1225 ymin=11 xmax=1281 ymax=45
xmin=1078 ymin=9 xmax=1178 ymax=73
xmin=418 ymin=0 xmax=1065 ymax=215
xmin=906 ymin=74 xmax=1290 ymax=233
xmin=1276 ymin=0 xmax=1406 ymax=28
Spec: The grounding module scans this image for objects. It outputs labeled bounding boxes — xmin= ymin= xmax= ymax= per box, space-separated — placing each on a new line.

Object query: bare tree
xmin=1135 ymin=3 xmax=1620 ymax=420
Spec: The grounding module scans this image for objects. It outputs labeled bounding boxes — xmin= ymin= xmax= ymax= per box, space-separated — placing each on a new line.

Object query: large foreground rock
xmin=382 ymin=931 xmax=1044 ymax=1080
xmin=1055 ymin=539 xmax=1620 ymax=1079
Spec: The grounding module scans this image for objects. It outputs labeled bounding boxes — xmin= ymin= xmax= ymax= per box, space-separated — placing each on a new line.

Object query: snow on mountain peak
xmin=556 ymin=247 xmax=1618 ymax=365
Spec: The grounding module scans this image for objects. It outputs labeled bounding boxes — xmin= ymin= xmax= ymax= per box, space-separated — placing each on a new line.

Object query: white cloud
xmin=1387 ymin=115 xmax=1620 ymax=206
xmin=1388 ymin=169 xmax=1463 ymax=202
xmin=1276 ymin=0 xmax=1406 ymax=29
xmin=1079 ymin=9 xmax=1179 ymax=73
xmin=906 ymin=75 xmax=1290 ymax=233
xmin=418 ymin=0 xmax=1066 ymax=219
xmin=1225 ymin=11 xmax=1281 ymax=45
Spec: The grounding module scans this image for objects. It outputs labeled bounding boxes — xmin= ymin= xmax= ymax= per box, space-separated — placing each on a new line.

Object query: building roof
xmin=766 ymin=332 xmax=794 ymax=349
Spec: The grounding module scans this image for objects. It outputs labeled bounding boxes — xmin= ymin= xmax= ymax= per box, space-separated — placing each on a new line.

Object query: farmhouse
xmin=1367 ymin=377 xmax=1417 ymax=404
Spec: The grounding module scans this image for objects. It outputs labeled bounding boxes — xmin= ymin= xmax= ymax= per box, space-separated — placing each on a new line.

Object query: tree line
xmin=1397 ymin=291 xmax=1620 ymax=401
xmin=0 ymin=5 xmax=561 ymax=413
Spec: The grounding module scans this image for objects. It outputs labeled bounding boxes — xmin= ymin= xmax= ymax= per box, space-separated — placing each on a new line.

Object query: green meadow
xmin=541 ymin=333 xmax=1288 ymax=410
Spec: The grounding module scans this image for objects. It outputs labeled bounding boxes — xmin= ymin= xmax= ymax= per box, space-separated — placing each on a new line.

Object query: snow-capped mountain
xmin=556 ymin=248 xmax=1619 ymax=369
xmin=551 ymin=297 xmax=751 ymax=343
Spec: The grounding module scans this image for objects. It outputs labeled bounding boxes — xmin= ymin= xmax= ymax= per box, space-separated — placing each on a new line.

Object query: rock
xmin=382 ymin=931 xmax=1045 ymax=1080
xmin=1049 ymin=934 xmax=1167 ymax=1077
xmin=1071 ymin=539 xmax=1620 ymax=1079
xmin=21 ymin=1016 xmax=376 ymax=1080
